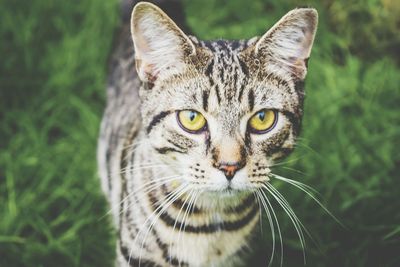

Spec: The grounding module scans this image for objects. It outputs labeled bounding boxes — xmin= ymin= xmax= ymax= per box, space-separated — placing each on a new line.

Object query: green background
xmin=1 ymin=0 xmax=399 ymax=266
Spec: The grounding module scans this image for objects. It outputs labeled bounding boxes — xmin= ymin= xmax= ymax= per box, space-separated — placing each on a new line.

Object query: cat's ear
xmin=131 ymin=2 xmax=196 ymax=83
xmin=255 ymin=8 xmax=318 ymax=80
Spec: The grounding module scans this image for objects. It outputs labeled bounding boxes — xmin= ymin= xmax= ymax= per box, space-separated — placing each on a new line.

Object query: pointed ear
xmin=131 ymin=2 xmax=196 ymax=83
xmin=255 ymin=8 xmax=318 ymax=80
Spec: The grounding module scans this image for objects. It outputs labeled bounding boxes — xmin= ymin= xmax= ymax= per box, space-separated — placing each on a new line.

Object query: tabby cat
xmin=98 ymin=1 xmax=318 ymax=266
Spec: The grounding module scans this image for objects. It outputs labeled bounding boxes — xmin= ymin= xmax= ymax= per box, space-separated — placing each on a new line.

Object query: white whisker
xmin=255 ymin=189 xmax=276 ymax=266
xmin=177 ymin=189 xmax=198 ymax=266
xmin=272 ymin=173 xmax=344 ymax=227
xmin=262 ymin=183 xmax=307 ymax=264
xmin=258 ymin=188 xmax=284 ymax=266
xmin=168 ymin=189 xmax=193 ymax=265
xmin=128 ymin=184 xmax=190 ymax=266
xmin=100 ymin=174 xmax=181 ymax=220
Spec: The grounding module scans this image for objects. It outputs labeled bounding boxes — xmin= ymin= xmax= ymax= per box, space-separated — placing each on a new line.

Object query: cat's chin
xmin=217 ymin=186 xmax=245 ymax=196
xmin=193 ymin=188 xmax=252 ymax=210
xmin=197 ymin=185 xmax=255 ymax=198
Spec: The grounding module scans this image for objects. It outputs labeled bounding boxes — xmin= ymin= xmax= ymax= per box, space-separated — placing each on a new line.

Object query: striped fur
xmin=98 ymin=2 xmax=317 ymax=266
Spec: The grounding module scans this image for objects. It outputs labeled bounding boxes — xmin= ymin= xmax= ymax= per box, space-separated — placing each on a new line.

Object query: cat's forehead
xmin=189 ymin=39 xmax=261 ymax=114
xmin=198 ymin=39 xmax=257 ymax=53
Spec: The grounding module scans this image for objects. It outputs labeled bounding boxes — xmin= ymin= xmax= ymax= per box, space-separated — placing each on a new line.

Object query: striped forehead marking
xmin=199 ymin=39 xmax=253 ymax=104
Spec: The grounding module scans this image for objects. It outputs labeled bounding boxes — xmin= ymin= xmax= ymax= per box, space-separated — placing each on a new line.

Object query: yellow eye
xmin=177 ymin=110 xmax=207 ymax=133
xmin=248 ymin=109 xmax=277 ymax=133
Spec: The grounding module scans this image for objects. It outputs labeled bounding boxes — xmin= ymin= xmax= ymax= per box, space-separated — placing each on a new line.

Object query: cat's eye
xmin=177 ymin=110 xmax=207 ymax=133
xmin=248 ymin=109 xmax=277 ymax=134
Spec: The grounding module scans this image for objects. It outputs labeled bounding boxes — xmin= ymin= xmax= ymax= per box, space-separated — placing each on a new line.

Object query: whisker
xmin=265 ymin=183 xmax=307 ymax=242
xmin=129 ymin=184 xmax=190 ymax=266
xmin=252 ymin=191 xmax=263 ymax=235
xmin=294 ymin=138 xmax=321 ymax=156
xmin=272 ymin=173 xmax=344 ymax=227
xmin=272 ymin=174 xmax=320 ymax=196
xmin=100 ymin=175 xmax=182 ymax=221
xmin=268 ymin=157 xmax=303 ymax=168
xmin=262 ymin=183 xmax=308 ymax=264
xmin=121 ymin=139 xmax=149 ymax=152
xmin=138 ymin=186 xmax=191 ymax=266
xmin=258 ymin=188 xmax=284 ymax=267
xmin=120 ymin=140 xmax=152 ymax=162
xmin=255 ymin=189 xmax=277 ymax=266
xmin=168 ymin=189 xmax=194 ymax=265
xmin=119 ymin=164 xmax=171 ymax=175
xmin=177 ymin=189 xmax=198 ymax=266
xmin=280 ymin=166 xmax=308 ymax=176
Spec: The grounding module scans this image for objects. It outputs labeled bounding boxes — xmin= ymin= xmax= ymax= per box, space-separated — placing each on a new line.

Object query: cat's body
xmin=98 ymin=1 xmax=317 ymax=266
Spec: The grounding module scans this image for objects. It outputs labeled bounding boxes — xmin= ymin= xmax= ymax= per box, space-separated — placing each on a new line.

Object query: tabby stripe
xmin=244 ymin=130 xmax=252 ymax=153
xmin=264 ymin=72 xmax=289 ymax=88
xmin=132 ymin=182 xmax=189 ymax=266
xmin=124 ymin=174 xmax=165 ymax=252
xmin=219 ymin=64 xmax=225 ymax=83
xmin=152 ymin=230 xmax=189 ymax=266
xmin=203 ymin=41 xmax=215 ymax=52
xmin=227 ymin=194 xmax=256 ymax=213
xmin=238 ymin=57 xmax=249 ymax=76
xmin=202 ymin=90 xmax=209 ymax=111
xmin=157 ymin=202 xmax=258 ymax=233
xmin=282 ymin=110 xmax=301 ymax=135
xmin=150 ymin=189 xmax=258 ymax=233
xmin=232 ymin=70 xmax=238 ymax=91
xmin=214 ymin=84 xmax=221 ymax=104
xmin=154 ymin=147 xmax=185 ymax=154
xmin=166 ymin=137 xmax=190 ymax=151
xmin=121 ymin=158 xmax=152 ymax=248
xmin=248 ymin=89 xmax=255 ymax=111
xmin=237 ymin=82 xmax=246 ymax=102
xmin=167 ymin=140 xmax=185 ymax=150
xmin=171 ymin=196 xmax=202 ymax=214
xmin=105 ymin=145 xmax=112 ymax=194
xmin=146 ymin=111 xmax=171 ymax=134
xmin=294 ymin=80 xmax=306 ymax=109
xmin=120 ymin=243 xmax=162 ymax=267
xmin=168 ymin=190 xmax=253 ymax=215
xmin=268 ymin=147 xmax=293 ymax=160
xmin=216 ymin=39 xmax=228 ymax=50
xmin=119 ymin=126 xmax=139 ymax=229
xmin=205 ymin=58 xmax=214 ymax=76
xmin=294 ymin=80 xmax=305 ymax=92
xmin=262 ymin=130 xmax=290 ymax=157
xmin=236 ymin=57 xmax=248 ymax=101
xmin=231 ymin=40 xmax=241 ymax=50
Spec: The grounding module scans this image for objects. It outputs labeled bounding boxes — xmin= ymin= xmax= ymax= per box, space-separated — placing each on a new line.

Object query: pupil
xmin=189 ymin=111 xmax=196 ymax=121
xmin=258 ymin=111 xmax=265 ymax=121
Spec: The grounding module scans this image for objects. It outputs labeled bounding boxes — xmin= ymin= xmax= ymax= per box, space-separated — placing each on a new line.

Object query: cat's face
xmin=131 ymin=3 xmax=317 ymax=193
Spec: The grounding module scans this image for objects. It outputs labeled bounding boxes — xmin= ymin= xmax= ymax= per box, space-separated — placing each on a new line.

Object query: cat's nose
xmin=218 ymin=162 xmax=243 ymax=180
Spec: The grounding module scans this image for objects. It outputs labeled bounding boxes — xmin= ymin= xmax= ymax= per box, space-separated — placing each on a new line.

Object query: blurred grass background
xmin=0 ymin=0 xmax=399 ymax=266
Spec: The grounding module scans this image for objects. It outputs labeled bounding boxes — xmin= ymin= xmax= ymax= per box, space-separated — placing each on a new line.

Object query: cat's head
xmin=131 ymin=2 xmax=317 ymax=193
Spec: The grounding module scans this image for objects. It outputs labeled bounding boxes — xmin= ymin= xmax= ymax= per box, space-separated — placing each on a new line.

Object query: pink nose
xmin=218 ymin=162 xmax=241 ymax=180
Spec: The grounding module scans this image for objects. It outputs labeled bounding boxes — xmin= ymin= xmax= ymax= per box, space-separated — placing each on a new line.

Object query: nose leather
xmin=218 ymin=162 xmax=242 ymax=180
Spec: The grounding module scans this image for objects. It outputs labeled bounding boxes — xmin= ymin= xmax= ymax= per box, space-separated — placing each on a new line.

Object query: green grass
xmin=1 ymin=0 xmax=399 ymax=266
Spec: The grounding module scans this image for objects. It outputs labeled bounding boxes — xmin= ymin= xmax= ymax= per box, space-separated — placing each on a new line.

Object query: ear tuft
xmin=255 ymin=8 xmax=318 ymax=79
xmin=131 ymin=2 xmax=195 ymax=82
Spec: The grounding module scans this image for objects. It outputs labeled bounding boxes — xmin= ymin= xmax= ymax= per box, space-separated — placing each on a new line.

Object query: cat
xmin=97 ymin=1 xmax=318 ymax=266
